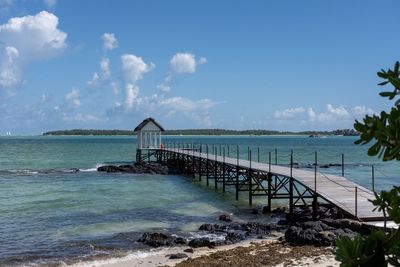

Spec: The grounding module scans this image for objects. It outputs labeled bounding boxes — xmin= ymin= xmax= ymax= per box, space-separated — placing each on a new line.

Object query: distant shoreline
xmin=42 ymin=128 xmax=359 ymax=137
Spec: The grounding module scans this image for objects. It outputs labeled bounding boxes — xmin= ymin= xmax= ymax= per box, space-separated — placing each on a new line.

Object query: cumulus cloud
xmin=318 ymin=104 xmax=349 ymax=123
xmin=0 ymin=11 xmax=67 ymax=90
xmin=87 ymin=58 xmax=111 ymax=88
xmin=170 ymin=52 xmax=206 ymax=74
xmin=64 ymin=88 xmax=80 ymax=108
xmin=124 ymin=83 xmax=140 ymax=109
xmin=120 ymin=54 xmax=154 ymax=109
xmin=100 ymin=57 xmax=110 ymax=79
xmin=352 ymin=105 xmax=375 ymax=116
xmin=102 ymin=33 xmax=118 ymax=51
xmin=273 ymin=104 xmax=375 ymax=128
xmin=121 ymin=54 xmax=154 ymax=83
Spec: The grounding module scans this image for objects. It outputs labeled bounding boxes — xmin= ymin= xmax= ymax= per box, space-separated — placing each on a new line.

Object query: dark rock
xmin=174 ymin=237 xmax=187 ymax=245
xmin=167 ymin=253 xmax=188 ymax=259
xmin=271 ymin=207 xmax=286 ymax=214
xmin=302 ymin=221 xmax=335 ymax=232
xmin=284 ymin=226 xmax=331 ymax=246
xmin=188 ymin=238 xmax=215 ymax=248
xmin=225 ymin=231 xmax=246 ymax=244
xmin=138 ymin=232 xmax=173 ymax=247
xmin=219 ymin=214 xmax=232 ymax=222
xmin=199 ymin=224 xmax=215 ymax=232
xmin=277 ymin=220 xmax=288 ymax=226
xmin=329 ymin=163 xmax=342 ymax=167
xmin=262 ymin=206 xmax=270 ymax=214
xmin=98 ymin=162 xmax=170 ymax=175
xmin=184 ymin=248 xmax=194 ymax=253
xmin=322 ymin=218 xmax=368 ymax=234
xmin=251 ymin=209 xmax=259 ymax=214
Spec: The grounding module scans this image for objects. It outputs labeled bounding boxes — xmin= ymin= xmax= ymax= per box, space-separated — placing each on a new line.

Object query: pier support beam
xmin=267 ymin=173 xmax=272 ymax=212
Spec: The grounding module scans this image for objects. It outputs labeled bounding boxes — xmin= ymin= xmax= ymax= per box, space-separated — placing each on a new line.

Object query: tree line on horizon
xmin=42 ymin=128 xmax=359 ymax=136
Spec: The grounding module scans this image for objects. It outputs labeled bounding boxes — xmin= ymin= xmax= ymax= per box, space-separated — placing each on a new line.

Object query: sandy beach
xmin=71 ymin=238 xmax=340 ymax=267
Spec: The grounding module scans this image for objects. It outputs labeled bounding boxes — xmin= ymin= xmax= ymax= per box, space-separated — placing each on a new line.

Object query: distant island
xmin=42 ymin=128 xmax=359 ymax=136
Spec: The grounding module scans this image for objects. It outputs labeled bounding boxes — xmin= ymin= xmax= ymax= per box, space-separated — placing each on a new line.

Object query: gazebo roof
xmin=134 ymin=117 xmax=165 ymax=132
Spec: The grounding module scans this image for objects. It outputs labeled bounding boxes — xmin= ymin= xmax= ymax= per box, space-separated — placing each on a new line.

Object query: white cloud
xmin=307 ymin=107 xmax=317 ymax=122
xmin=157 ymin=83 xmax=170 ymax=93
xmin=87 ymin=72 xmax=99 ymax=87
xmin=120 ymin=54 xmax=153 ymax=109
xmin=100 ymin=57 xmax=110 ymax=79
xmin=102 ymin=33 xmax=118 ymax=51
xmin=0 ymin=11 xmax=67 ymax=59
xmin=87 ymin=58 xmax=111 ymax=88
xmin=326 ymin=104 xmax=349 ymax=117
xmin=353 ymin=105 xmax=375 ymax=116
xmin=159 ymin=97 xmax=215 ymax=111
xmin=317 ymin=104 xmax=349 ymax=123
xmin=274 ymin=106 xmax=306 ymax=120
xmin=62 ymin=113 xmax=101 ymax=123
xmin=65 ymin=88 xmax=80 ymax=108
xmin=0 ymin=11 xmax=67 ymax=89
xmin=74 ymin=113 xmax=100 ymax=122
xmin=111 ymin=82 xmax=119 ymax=95
xmin=170 ymin=53 xmax=197 ymax=73
xmin=121 ymin=54 xmax=154 ymax=83
xmin=0 ymin=46 xmax=20 ymax=87
xmin=43 ymin=0 xmax=57 ymax=8
xmin=272 ymin=104 xmax=372 ymax=128
xmin=124 ymin=83 xmax=140 ymax=109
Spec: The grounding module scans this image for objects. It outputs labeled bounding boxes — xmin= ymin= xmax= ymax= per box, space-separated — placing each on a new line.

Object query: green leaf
xmin=380 ymin=92 xmax=394 ymax=97
xmin=395 ymin=61 xmax=399 ymax=73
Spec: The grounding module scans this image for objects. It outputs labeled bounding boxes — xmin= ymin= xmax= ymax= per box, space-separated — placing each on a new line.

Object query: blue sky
xmin=0 ymin=0 xmax=399 ymax=134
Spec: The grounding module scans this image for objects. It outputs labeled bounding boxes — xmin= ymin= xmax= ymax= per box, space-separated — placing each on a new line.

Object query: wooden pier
xmin=138 ymin=144 xmax=384 ymax=222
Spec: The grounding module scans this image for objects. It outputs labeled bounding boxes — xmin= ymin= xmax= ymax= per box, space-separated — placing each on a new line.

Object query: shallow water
xmin=0 ymin=135 xmax=398 ymax=265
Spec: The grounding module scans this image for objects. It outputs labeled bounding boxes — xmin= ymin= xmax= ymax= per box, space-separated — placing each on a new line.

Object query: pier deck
xmin=159 ymin=147 xmax=383 ymax=221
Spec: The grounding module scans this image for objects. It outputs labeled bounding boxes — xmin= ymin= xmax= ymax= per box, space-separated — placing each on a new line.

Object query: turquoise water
xmin=0 ymin=135 xmax=398 ymax=265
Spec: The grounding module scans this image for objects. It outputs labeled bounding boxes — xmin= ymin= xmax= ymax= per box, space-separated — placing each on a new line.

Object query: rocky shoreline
xmin=95 ymin=161 xmax=376 ymax=264
xmin=97 ymin=162 xmax=172 ymax=175
xmin=129 ymin=206 xmax=374 ymax=261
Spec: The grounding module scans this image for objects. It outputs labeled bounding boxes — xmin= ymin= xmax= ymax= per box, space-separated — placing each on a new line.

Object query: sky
xmin=0 ymin=0 xmax=399 ymax=135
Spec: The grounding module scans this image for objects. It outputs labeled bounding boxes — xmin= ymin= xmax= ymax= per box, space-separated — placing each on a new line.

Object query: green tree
xmin=335 ymin=62 xmax=400 ymax=267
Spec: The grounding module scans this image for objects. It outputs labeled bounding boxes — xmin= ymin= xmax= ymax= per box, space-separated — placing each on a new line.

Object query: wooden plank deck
xmin=165 ymin=148 xmax=384 ymax=221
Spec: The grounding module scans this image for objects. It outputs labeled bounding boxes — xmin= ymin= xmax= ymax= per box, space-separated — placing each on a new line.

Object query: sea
xmin=0 ymin=135 xmax=398 ymax=266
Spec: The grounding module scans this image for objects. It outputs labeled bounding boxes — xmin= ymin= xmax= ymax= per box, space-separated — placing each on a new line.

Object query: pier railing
xmin=146 ymin=141 xmax=389 ymax=221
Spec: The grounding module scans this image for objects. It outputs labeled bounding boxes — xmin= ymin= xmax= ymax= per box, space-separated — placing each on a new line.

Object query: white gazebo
xmin=134 ymin=118 xmax=165 ymax=162
xmin=134 ymin=117 xmax=165 ymax=150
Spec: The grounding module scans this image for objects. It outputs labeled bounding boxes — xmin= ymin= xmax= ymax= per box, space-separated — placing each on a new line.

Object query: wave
xmin=0 ymin=163 xmax=106 ymax=176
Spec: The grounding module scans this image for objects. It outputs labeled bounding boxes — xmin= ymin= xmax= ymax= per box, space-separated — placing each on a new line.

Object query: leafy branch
xmin=335 ymin=61 xmax=400 ymax=267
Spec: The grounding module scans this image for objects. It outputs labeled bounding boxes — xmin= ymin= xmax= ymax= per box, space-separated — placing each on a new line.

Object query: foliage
xmin=335 ymin=62 xmax=400 ymax=267
xmin=42 ymin=128 xmax=358 ymax=136
xmin=354 ymin=61 xmax=400 ymax=161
